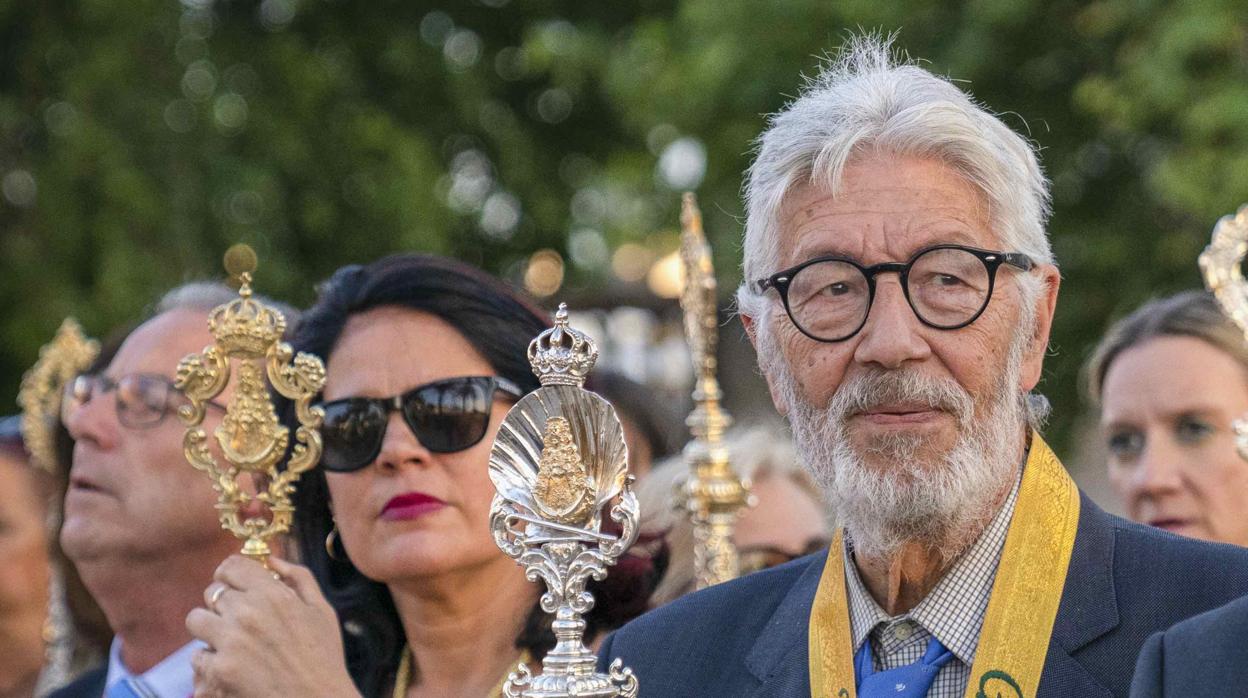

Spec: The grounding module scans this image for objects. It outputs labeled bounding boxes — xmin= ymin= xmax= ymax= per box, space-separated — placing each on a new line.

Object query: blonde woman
xmin=1086 ymin=290 xmax=1248 ymax=546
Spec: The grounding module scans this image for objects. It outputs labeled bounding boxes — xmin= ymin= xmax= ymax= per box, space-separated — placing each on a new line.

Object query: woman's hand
xmin=187 ymin=555 xmax=362 ymax=698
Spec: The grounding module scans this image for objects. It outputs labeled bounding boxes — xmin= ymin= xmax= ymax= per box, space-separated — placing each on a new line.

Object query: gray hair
xmin=153 ymin=281 xmax=298 ymax=327
xmin=736 ymin=33 xmax=1054 ymax=322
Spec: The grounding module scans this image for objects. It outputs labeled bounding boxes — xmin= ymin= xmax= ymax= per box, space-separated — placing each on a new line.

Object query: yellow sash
xmin=808 ymin=435 xmax=1080 ymax=698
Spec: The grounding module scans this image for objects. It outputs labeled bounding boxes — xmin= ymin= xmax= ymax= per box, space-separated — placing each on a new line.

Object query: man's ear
xmin=741 ymin=312 xmax=790 ymax=418
xmin=1020 ymin=265 xmax=1061 ymax=392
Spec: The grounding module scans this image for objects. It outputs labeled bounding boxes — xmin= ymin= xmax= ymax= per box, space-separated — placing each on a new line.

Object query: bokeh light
xmin=524 ymin=249 xmax=565 ymax=297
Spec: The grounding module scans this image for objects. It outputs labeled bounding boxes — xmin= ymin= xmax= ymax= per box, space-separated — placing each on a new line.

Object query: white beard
xmin=773 ymin=331 xmax=1029 ymax=564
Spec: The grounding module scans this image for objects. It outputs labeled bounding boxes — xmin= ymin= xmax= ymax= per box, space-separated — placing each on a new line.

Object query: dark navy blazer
xmin=1129 ymin=594 xmax=1248 ymax=698
xmin=599 ymin=494 xmax=1248 ymax=698
xmin=45 ymin=665 xmax=106 ymax=698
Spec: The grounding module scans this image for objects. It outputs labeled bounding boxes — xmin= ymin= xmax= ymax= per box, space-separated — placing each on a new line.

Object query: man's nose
xmin=852 ymin=277 xmax=931 ymax=370
xmin=64 ymin=391 xmax=119 ymax=451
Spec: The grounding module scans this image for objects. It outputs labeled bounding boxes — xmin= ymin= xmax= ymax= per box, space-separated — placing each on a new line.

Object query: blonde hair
xmin=1084 ymin=290 xmax=1248 ymax=405
xmin=636 ymin=425 xmax=824 ymax=606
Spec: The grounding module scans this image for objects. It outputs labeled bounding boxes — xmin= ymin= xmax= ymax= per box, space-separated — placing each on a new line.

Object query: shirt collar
xmin=106 ymin=638 xmax=203 ymax=698
xmin=842 ymin=456 xmax=1024 ymax=666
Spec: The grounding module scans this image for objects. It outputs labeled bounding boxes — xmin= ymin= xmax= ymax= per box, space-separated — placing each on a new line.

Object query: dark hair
xmin=287 ymin=254 xmax=551 ymax=697
xmin=587 ymin=371 xmax=679 ymax=470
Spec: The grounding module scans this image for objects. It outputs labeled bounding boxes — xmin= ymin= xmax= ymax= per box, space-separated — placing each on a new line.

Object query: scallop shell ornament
xmin=489 ymin=304 xmax=630 ymax=536
xmin=488 ymin=303 xmax=640 ymax=698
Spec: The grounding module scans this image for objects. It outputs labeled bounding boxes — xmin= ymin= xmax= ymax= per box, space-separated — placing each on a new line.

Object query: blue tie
xmin=105 ymin=677 xmax=156 ymax=698
xmin=854 ymin=635 xmax=954 ymax=698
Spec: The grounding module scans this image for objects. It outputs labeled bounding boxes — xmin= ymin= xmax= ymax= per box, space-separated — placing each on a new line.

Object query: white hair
xmin=153 ymin=281 xmax=298 ymax=325
xmin=736 ymin=33 xmax=1054 ymax=323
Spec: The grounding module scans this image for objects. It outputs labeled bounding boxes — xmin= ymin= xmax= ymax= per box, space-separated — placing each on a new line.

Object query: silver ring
xmin=208 ymin=585 xmax=227 ymax=613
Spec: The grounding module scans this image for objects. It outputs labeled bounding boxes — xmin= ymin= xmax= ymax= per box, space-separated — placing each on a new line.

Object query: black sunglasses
xmin=318 ymin=376 xmax=524 ymax=473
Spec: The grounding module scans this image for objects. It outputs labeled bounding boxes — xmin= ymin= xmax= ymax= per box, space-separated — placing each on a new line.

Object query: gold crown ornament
xmin=175 ymin=245 xmax=326 ymax=564
xmin=18 ymin=318 xmax=100 ymax=692
xmin=18 ymin=318 xmax=100 ymax=474
xmin=208 ymin=287 xmax=286 ymax=358
xmin=489 ymin=304 xmax=639 ymax=698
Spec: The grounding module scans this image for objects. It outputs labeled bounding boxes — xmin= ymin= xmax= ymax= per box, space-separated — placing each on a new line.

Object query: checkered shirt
xmin=841 ymin=464 xmax=1023 ymax=698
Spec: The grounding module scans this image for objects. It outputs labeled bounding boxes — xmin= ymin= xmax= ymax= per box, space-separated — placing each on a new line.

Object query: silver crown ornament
xmin=489 ymin=303 xmax=640 ymax=698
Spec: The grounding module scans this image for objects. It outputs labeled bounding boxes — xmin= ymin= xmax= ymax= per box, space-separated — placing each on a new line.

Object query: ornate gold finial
xmin=527 ymin=303 xmax=599 ymax=387
xmin=1200 ymin=204 xmax=1248 ymax=460
xmin=18 ymin=319 xmax=100 ymax=474
xmin=680 ymin=192 xmax=718 ymax=378
xmin=175 ymin=250 xmax=326 ymax=565
xmin=532 ymin=417 xmax=595 ymax=526
xmin=676 ymin=192 xmax=752 ymax=590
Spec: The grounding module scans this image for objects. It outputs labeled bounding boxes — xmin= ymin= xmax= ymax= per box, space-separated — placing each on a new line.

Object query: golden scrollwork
xmin=175 ymin=257 xmax=325 ymax=565
xmin=18 ymin=318 xmax=100 ymax=474
xmin=677 ymin=192 xmax=752 ymax=590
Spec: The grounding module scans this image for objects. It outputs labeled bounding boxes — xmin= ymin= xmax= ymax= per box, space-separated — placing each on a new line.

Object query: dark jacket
xmin=1129 ymin=593 xmax=1248 ymax=698
xmin=599 ymin=494 xmax=1248 ymax=697
xmin=44 ymin=665 xmax=106 ymax=698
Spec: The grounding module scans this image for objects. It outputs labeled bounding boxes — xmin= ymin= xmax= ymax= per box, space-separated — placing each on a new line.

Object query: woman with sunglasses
xmin=187 ymin=255 xmax=556 ymax=698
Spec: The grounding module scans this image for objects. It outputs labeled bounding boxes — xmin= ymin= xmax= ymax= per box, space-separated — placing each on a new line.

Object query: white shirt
xmin=105 ymin=639 xmax=202 ymax=698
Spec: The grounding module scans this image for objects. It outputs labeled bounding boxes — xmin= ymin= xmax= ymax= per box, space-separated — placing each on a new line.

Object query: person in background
xmin=186 ymin=254 xmax=665 ymax=698
xmin=589 ymin=371 xmax=679 ymax=481
xmin=637 ymin=424 xmax=829 ymax=606
xmin=0 ymin=417 xmax=52 ymax=698
xmin=1085 ymin=290 xmax=1248 ymax=546
xmin=49 ymin=282 xmax=290 ymax=698
xmin=49 ymin=327 xmax=127 ymax=691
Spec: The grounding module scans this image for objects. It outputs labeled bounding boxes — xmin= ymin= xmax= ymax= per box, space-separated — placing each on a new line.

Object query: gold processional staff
xmin=175 ymin=244 xmax=325 ymax=566
xmin=1200 ymin=204 xmax=1248 ymax=459
xmin=18 ymin=318 xmax=101 ymax=692
xmin=676 ymin=193 xmax=753 ymax=589
xmin=19 ymin=318 xmax=99 ymax=474
xmin=489 ymin=303 xmax=640 ymax=698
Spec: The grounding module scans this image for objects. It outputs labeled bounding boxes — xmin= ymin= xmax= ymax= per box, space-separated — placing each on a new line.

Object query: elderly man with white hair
xmin=598 ymin=35 xmax=1248 ymax=698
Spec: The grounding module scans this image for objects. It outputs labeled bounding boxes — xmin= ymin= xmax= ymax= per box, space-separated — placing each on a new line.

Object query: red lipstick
xmin=381 ymin=492 xmax=446 ymax=521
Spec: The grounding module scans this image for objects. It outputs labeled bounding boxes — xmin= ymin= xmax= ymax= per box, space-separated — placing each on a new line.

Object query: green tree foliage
xmin=2 ymin=0 xmax=1245 ymax=454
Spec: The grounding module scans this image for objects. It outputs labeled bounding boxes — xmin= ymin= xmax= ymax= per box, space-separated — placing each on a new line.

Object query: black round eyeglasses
xmin=752 ymin=244 xmax=1035 ymax=343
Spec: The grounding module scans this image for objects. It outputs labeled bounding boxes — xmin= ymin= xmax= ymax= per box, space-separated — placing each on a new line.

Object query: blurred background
xmin=2 ymin=0 xmax=1246 ymax=509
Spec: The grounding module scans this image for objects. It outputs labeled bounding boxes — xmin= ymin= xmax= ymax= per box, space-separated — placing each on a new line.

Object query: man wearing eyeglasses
xmin=599 ymin=34 xmax=1248 ymax=698
xmin=49 ymin=283 xmax=290 ymax=698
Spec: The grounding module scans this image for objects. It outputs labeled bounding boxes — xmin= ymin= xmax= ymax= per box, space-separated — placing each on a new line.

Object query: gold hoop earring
xmin=325 ymin=524 xmax=342 ymax=561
